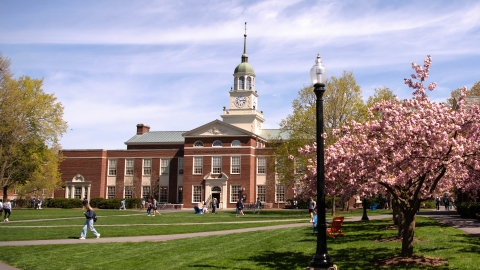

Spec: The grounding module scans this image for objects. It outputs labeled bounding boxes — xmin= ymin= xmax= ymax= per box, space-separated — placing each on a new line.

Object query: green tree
xmin=446 ymin=80 xmax=480 ymax=108
xmin=0 ymin=53 xmax=67 ymax=201
xmin=274 ymin=71 xmax=365 ymax=215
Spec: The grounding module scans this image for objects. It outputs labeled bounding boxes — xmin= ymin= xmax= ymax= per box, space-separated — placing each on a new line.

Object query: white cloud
xmin=1 ymin=0 xmax=479 ymax=149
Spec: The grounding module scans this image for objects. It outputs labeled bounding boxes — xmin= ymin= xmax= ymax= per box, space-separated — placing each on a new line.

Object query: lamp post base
xmin=306 ymin=265 xmax=338 ymax=270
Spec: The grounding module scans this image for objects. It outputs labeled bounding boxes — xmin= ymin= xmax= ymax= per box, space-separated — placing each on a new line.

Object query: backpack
xmin=93 ymin=212 xmax=98 ymax=223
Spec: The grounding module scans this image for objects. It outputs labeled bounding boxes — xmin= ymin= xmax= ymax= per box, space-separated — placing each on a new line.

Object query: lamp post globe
xmin=307 ymin=54 xmax=334 ymax=270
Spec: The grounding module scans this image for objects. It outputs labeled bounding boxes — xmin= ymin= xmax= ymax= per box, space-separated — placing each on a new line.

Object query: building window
xmin=142 ymin=186 xmax=151 ymax=200
xmin=143 ymin=159 xmax=152 ymax=176
xmin=276 ymin=185 xmax=285 ymax=203
xmin=193 ymin=185 xmax=202 ymax=203
xmin=125 ymin=186 xmax=133 ymax=199
xmin=193 ymin=157 xmax=203 ymax=174
xmin=107 ymin=186 xmax=115 ymax=199
xmin=230 ymin=185 xmax=241 ymax=203
xmin=74 ymin=187 xmax=81 ymax=199
xmin=14 ymin=189 xmax=18 ymax=195
xmin=257 ymin=185 xmax=266 ymax=202
xmin=295 ymin=159 xmax=305 ymax=175
xmin=239 ymin=76 xmax=245 ymax=89
xmin=108 ymin=159 xmax=117 ymax=176
xmin=231 ymin=156 xmax=240 ymax=174
xmin=125 ymin=159 xmax=134 ymax=176
xmin=246 ymin=77 xmax=251 ymax=90
xmin=194 ymin=141 xmax=204 ymax=147
xmin=161 ymin=159 xmax=169 ymax=174
xmin=178 ymin=186 xmax=183 ymax=203
xmin=160 ymin=186 xmax=168 ymax=203
xmin=212 ymin=140 xmax=222 ymax=147
xmin=257 ymin=157 xmax=266 ymax=174
xmin=231 ymin=140 xmax=241 ymax=147
xmin=42 ymin=188 xmax=46 ymax=196
xmin=178 ymin=158 xmax=184 ymax=175
xmin=212 ymin=157 xmax=222 ymax=174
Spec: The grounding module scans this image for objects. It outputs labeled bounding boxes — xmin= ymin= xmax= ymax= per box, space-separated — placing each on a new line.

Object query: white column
xmin=70 ymin=186 xmax=75 ymax=199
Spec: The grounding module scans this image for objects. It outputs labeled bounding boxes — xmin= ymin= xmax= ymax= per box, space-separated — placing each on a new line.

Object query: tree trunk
xmin=397 ymin=210 xmax=404 ymax=237
xmin=3 ymin=185 xmax=7 ymax=202
xmin=392 ymin=198 xmax=399 ymax=225
xmin=400 ymin=211 xmax=416 ymax=257
xmin=331 ymin=196 xmax=336 ymax=216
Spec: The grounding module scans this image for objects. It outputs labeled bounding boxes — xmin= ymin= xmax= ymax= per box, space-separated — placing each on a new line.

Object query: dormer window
xmin=231 ymin=140 xmax=241 ymax=147
xmin=239 ymin=77 xmax=245 ymax=89
xmin=246 ymin=77 xmax=251 ymax=90
xmin=212 ymin=140 xmax=222 ymax=147
xmin=194 ymin=141 xmax=204 ymax=147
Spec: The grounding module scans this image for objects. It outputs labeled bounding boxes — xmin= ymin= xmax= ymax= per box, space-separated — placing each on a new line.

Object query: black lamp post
xmin=308 ymin=54 xmax=334 ymax=269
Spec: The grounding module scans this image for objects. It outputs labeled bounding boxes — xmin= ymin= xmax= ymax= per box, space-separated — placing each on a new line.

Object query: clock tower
xmin=222 ymin=22 xmax=265 ymax=134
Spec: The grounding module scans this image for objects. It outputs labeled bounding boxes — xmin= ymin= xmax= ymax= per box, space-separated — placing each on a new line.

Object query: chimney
xmin=136 ymin=124 xmax=150 ymax=135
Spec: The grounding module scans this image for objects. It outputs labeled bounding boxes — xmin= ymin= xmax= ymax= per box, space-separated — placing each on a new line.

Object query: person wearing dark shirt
xmin=236 ymin=198 xmax=245 ymax=217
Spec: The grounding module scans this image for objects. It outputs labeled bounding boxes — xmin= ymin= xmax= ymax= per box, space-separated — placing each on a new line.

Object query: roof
xmin=125 ymin=131 xmax=185 ymax=144
xmin=234 ymin=62 xmax=255 ymax=75
xmin=258 ymin=129 xmax=291 ymax=141
xmin=124 ymin=128 xmax=291 ymax=145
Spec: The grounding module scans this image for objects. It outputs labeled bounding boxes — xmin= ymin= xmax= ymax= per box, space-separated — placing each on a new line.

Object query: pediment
xmin=183 ymin=119 xmax=253 ymax=137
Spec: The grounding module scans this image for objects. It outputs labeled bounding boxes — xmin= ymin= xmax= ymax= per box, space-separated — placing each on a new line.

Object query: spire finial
xmin=243 ymin=22 xmax=247 ymax=55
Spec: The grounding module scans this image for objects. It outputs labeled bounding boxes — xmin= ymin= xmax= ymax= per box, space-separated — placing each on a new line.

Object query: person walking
xmin=152 ymin=198 xmax=160 ymax=216
xmin=37 ymin=198 xmax=43 ymax=209
xmin=443 ymin=196 xmax=450 ymax=211
xmin=253 ymin=197 xmax=262 ymax=214
xmin=211 ymin=198 xmax=217 ymax=214
xmin=80 ymin=204 xmax=100 ymax=239
xmin=3 ymin=199 xmax=12 ymax=222
xmin=309 ymin=197 xmax=316 ymax=223
xmin=141 ymin=199 xmax=146 ymax=210
xmin=119 ymin=199 xmax=126 ymax=210
xmin=435 ymin=196 xmax=441 ymax=211
xmin=146 ymin=199 xmax=152 ymax=216
xmin=0 ymin=199 xmax=3 ymax=218
xmin=236 ymin=198 xmax=245 ymax=217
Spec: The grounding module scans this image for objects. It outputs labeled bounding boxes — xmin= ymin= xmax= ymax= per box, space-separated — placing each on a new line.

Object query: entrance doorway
xmin=211 ymin=186 xmax=221 ymax=208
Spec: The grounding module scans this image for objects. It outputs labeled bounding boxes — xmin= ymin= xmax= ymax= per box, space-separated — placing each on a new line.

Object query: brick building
xmin=53 ymin=31 xmax=293 ymax=209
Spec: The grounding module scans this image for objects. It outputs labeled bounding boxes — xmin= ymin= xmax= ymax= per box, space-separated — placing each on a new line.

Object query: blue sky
xmin=1 ymin=0 xmax=479 ymax=149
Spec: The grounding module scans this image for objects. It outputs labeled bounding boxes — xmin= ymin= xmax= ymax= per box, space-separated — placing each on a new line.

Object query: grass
xmin=1 ymin=208 xmax=478 ymax=269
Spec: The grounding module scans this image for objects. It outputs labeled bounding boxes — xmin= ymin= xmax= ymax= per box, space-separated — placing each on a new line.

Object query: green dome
xmin=234 ymin=62 xmax=255 ymax=74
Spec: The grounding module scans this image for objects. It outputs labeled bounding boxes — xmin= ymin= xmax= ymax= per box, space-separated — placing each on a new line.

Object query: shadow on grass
xmin=247 ymin=251 xmax=311 ymax=270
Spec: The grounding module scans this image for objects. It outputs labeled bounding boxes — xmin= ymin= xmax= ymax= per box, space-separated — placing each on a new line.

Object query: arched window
xmin=193 ymin=141 xmax=204 ymax=147
xmin=231 ymin=140 xmax=241 ymax=147
xmin=239 ymin=77 xmax=245 ymax=89
xmin=246 ymin=77 xmax=251 ymax=90
xmin=212 ymin=140 xmax=222 ymax=147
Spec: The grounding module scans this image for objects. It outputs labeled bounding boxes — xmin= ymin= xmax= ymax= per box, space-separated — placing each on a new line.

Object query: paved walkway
xmin=0 ymin=209 xmax=478 ymax=270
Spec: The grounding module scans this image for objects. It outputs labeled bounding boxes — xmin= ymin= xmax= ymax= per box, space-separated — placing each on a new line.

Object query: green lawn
xmin=1 ymin=208 xmax=478 ymax=269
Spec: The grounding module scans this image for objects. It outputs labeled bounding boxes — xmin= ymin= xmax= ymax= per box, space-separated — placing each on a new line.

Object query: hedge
xmin=456 ymin=202 xmax=480 ymax=219
xmin=89 ymin=198 xmax=142 ymax=209
xmin=43 ymin=198 xmax=83 ymax=209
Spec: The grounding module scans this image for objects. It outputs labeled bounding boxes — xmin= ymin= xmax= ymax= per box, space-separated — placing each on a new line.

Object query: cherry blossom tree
xmin=295 ymin=55 xmax=480 ymax=257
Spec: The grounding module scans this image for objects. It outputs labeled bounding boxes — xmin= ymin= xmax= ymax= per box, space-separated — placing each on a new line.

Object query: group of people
xmin=435 ymin=195 xmax=456 ymax=211
xmin=0 ymin=199 xmax=12 ymax=222
xmin=146 ymin=198 xmax=161 ymax=216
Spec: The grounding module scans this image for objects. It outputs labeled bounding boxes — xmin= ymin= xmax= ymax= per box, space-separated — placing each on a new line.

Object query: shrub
xmin=126 ymin=198 xmax=142 ymax=209
xmin=423 ymin=199 xmax=436 ymax=209
xmin=457 ymin=202 xmax=480 ymax=219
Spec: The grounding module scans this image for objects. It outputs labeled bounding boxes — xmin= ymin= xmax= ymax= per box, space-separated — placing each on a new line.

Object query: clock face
xmin=234 ymin=96 xmax=247 ymax=108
